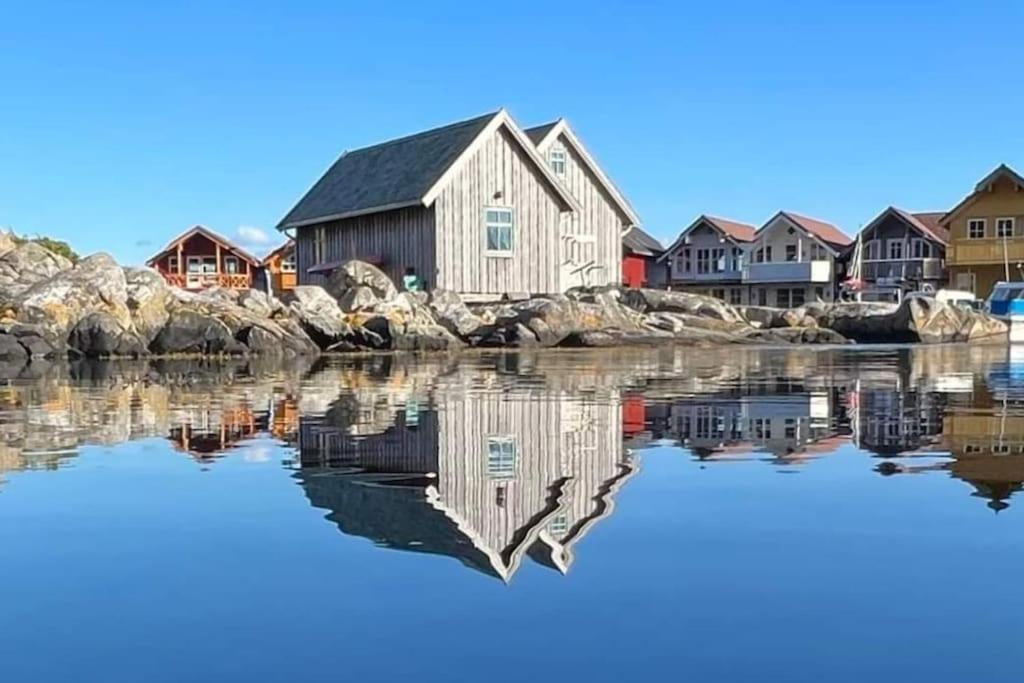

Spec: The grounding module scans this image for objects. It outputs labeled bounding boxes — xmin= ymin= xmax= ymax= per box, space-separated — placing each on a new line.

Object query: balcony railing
xmin=162 ymin=272 xmax=251 ymax=290
xmin=668 ymin=267 xmax=744 ymax=282
xmin=744 ymin=260 xmax=832 ymax=283
xmin=948 ymin=240 xmax=1024 ymax=266
xmin=862 ymin=258 xmax=944 ymax=281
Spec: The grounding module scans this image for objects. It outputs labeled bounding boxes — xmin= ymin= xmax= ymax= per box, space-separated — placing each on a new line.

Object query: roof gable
xmin=940 ymin=164 xmax=1024 ymax=226
xmin=262 ymin=239 xmax=295 ymax=265
xmin=278 ymin=110 xmax=577 ymax=229
xmin=659 ymin=215 xmax=757 ymax=261
xmin=146 ymin=225 xmax=260 ymax=266
xmin=622 ymin=226 xmax=664 ymax=256
xmin=524 ymin=119 xmax=641 ymax=226
xmin=858 ymin=207 xmax=949 ymax=246
xmin=755 ymin=211 xmax=851 ymax=253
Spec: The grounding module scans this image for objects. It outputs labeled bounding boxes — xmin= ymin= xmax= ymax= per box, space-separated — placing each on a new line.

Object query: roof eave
xmin=279 ymin=200 xmax=425 ymax=229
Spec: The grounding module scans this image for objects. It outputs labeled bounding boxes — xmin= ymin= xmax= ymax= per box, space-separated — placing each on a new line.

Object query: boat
xmin=985 ymin=281 xmax=1024 ymax=342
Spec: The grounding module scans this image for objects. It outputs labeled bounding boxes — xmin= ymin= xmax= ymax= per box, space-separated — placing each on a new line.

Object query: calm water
xmin=2 ymin=346 xmax=1024 ymax=682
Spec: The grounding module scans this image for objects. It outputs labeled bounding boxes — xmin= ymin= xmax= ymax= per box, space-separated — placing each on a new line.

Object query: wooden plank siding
xmin=550 ymin=134 xmax=626 ymax=289
xmin=433 ymin=126 xmax=566 ymax=296
xmin=295 ymin=205 xmax=436 ymax=287
xmin=433 ymin=392 xmax=623 ymax=576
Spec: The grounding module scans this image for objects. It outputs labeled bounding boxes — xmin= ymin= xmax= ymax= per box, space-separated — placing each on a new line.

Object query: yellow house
xmin=943 ymin=164 xmax=1024 ymax=299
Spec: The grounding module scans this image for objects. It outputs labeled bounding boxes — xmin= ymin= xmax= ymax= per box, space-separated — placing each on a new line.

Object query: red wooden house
xmin=147 ymin=225 xmax=260 ymax=291
xmin=622 ymin=226 xmax=665 ymax=288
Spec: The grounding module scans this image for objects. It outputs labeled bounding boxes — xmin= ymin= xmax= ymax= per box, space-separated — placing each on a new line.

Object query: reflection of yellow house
xmin=944 ymin=164 xmax=1024 ymax=299
xmin=942 ymin=406 xmax=1024 ymax=511
xmin=271 ymin=397 xmax=300 ymax=441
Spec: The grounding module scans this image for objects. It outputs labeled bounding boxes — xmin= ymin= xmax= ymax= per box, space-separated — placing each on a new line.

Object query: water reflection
xmin=4 ymin=345 xmax=1024 ymax=569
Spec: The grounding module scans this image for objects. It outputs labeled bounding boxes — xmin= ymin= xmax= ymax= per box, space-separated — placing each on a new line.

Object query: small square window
xmin=968 ymin=219 xmax=986 ymax=239
xmin=997 ymin=218 xmax=1015 ymax=238
xmin=485 ymin=208 xmax=514 ymax=254
xmin=888 ymin=240 xmax=903 ymax=260
xmin=280 ymin=252 xmax=296 ymax=273
xmin=224 ymin=256 xmax=239 ymax=274
xmin=168 ymin=256 xmax=178 ymax=272
xmin=550 ymin=148 xmax=567 ymax=176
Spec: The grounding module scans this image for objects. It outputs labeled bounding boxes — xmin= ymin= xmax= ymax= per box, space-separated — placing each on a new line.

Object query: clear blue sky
xmin=3 ymin=0 xmax=1023 ymax=265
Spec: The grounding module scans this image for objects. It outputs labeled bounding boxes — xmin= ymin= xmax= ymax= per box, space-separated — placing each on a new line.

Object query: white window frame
xmin=280 ymin=251 xmax=297 ymax=273
xmin=967 ymin=218 xmax=986 ymax=239
xmin=550 ymin=147 xmax=567 ymax=177
xmin=888 ymin=239 xmax=904 ymax=261
xmin=486 ymin=436 xmax=517 ymax=479
xmin=167 ymin=255 xmax=179 ymax=272
xmin=224 ymin=256 xmax=239 ymax=274
xmin=484 ymin=207 xmax=514 ymax=257
xmin=997 ymin=217 xmax=1015 ymax=239
xmin=911 ymin=238 xmax=930 ymax=259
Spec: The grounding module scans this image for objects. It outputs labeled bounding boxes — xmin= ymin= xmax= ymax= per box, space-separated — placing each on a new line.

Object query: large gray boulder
xmin=429 ymin=289 xmax=485 ymax=338
xmin=808 ymin=296 xmax=1007 ymax=344
xmin=0 ymin=242 xmax=73 ymax=300
xmin=16 ymin=253 xmax=131 ymax=346
xmin=150 ymin=308 xmax=246 ymax=355
xmin=337 ymin=286 xmax=381 ymax=314
xmin=622 ymin=288 xmax=745 ymax=324
xmin=68 ymin=311 xmax=147 ymax=358
xmin=0 ymin=230 xmax=16 ymax=258
xmin=123 ymin=267 xmax=173 ymax=345
xmin=284 ymin=286 xmax=354 ymax=348
xmin=324 ymin=260 xmax=399 ymax=302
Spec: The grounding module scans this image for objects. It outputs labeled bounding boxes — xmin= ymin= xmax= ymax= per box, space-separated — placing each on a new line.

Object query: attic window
xmin=550 ymin=148 xmax=567 ymax=177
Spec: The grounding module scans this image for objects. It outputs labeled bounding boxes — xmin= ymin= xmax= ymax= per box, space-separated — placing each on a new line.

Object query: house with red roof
xmin=146 ymin=225 xmax=261 ymax=291
xmin=658 ymin=215 xmax=758 ymax=304
xmin=745 ymin=211 xmax=853 ymax=307
xmin=853 ymin=206 xmax=948 ymax=301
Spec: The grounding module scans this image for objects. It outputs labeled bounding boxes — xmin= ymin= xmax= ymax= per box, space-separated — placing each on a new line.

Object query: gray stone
xmin=337 ymin=286 xmax=381 ymax=314
xmin=150 ymin=309 xmax=246 ymax=355
xmin=284 ymin=286 xmax=354 ymax=349
xmin=0 ymin=242 xmax=73 ymax=300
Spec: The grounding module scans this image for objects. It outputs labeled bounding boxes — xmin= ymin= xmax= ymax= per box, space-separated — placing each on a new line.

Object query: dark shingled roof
xmin=622 ymin=225 xmax=664 ymax=256
xmin=278 ymin=111 xmax=499 ymax=228
xmin=524 ymin=121 xmax=559 ymax=146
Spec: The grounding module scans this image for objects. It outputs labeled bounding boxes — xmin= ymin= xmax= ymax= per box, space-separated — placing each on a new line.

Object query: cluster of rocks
xmin=0 ymin=237 xmax=1009 ymax=363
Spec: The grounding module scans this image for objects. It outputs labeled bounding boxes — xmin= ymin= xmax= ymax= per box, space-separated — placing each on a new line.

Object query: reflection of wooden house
xmin=168 ymin=406 xmax=267 ymax=462
xmin=297 ymin=391 xmax=631 ymax=581
xmin=851 ymin=387 xmax=945 ymax=456
xmin=942 ymin=405 xmax=1024 ymax=511
xmin=666 ymin=387 xmax=843 ymax=462
xmin=262 ymin=241 xmax=297 ymax=294
xmin=147 ymin=225 xmax=260 ymax=291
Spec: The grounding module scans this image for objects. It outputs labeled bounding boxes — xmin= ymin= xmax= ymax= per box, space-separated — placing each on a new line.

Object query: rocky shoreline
xmin=0 ymin=239 xmax=1009 ymax=364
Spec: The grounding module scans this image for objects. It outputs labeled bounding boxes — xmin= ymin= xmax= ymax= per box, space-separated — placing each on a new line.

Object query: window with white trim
xmin=550 ymin=147 xmax=567 ymax=177
xmin=888 ymin=240 xmax=903 ymax=261
xmin=224 ymin=256 xmax=239 ymax=274
xmin=280 ymin=251 xmax=296 ymax=273
xmin=997 ymin=217 xmax=1015 ymax=238
xmin=485 ymin=208 xmax=514 ymax=254
xmin=168 ymin=255 xmax=178 ymax=272
xmin=912 ymin=239 xmax=934 ymax=259
xmin=486 ymin=436 xmax=516 ymax=479
xmin=968 ymin=219 xmax=986 ymax=239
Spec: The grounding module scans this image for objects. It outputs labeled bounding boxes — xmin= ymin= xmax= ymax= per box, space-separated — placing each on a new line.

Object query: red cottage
xmin=622 ymin=226 xmax=665 ymax=288
xmin=147 ymin=225 xmax=260 ymax=291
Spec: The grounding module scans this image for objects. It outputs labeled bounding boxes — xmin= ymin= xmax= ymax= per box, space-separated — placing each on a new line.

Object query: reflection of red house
xmin=623 ymin=393 xmax=647 ymax=435
xmin=622 ymin=226 xmax=665 ymax=288
xmin=147 ymin=225 xmax=260 ymax=291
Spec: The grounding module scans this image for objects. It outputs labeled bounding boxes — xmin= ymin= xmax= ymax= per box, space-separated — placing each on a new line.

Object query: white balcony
xmin=744 ymin=260 xmax=832 ymax=283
